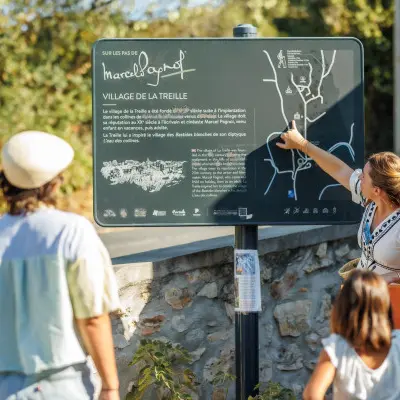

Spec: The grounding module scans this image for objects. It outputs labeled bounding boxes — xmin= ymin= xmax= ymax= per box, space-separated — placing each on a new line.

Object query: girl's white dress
xmin=323 ymin=331 xmax=400 ymax=399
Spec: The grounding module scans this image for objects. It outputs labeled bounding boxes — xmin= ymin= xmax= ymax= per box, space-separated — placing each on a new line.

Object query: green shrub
xmin=126 ymin=339 xmax=197 ymax=400
xmin=249 ymin=382 xmax=296 ymax=400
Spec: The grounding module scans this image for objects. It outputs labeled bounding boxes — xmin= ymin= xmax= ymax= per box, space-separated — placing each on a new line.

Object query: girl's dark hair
xmin=0 ymin=171 xmax=63 ymax=215
xmin=331 ymin=269 xmax=393 ymax=352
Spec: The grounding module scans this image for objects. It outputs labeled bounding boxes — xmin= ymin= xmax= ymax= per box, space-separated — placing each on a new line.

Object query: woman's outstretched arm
xmin=277 ymin=120 xmax=355 ymax=190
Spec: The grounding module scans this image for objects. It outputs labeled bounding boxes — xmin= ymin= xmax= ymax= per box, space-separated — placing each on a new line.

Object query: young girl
xmin=303 ymin=269 xmax=400 ymax=400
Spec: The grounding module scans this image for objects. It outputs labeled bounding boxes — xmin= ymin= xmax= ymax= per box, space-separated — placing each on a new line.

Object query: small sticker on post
xmin=234 ymin=249 xmax=262 ymax=312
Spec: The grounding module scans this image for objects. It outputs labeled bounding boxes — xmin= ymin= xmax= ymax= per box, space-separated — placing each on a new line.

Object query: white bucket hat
xmin=1 ymin=131 xmax=74 ymax=189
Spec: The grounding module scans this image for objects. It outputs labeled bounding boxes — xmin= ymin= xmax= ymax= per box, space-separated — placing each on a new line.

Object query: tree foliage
xmin=0 ymin=0 xmax=394 ymax=212
xmin=0 ymin=0 xmax=132 ymax=196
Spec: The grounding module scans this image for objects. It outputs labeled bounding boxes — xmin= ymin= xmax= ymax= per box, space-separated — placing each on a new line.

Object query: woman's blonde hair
xmin=331 ymin=269 xmax=393 ymax=352
xmin=368 ymin=152 xmax=400 ymax=206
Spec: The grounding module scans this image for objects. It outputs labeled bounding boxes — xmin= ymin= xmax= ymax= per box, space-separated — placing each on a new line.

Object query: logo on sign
xmin=172 ymin=209 xmax=186 ymax=216
xmin=213 ymin=209 xmax=238 ymax=216
xmin=102 ymin=50 xmax=196 ymax=87
xmin=120 ymin=208 xmax=128 ymax=218
xmin=134 ymin=208 xmax=147 ymax=217
xmin=238 ymin=208 xmax=253 ymax=220
xmin=193 ymin=208 xmax=201 ymax=217
xmin=103 ymin=209 xmax=116 ymax=217
xmin=153 ymin=210 xmax=167 ymax=216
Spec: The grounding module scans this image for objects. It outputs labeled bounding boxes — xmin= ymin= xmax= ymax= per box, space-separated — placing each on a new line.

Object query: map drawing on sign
xmin=100 ymin=159 xmax=186 ymax=192
xmin=262 ymin=49 xmax=356 ymax=201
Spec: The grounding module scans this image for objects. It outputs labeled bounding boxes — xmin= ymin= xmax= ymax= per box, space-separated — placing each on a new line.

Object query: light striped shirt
xmin=0 ymin=208 xmax=120 ymax=374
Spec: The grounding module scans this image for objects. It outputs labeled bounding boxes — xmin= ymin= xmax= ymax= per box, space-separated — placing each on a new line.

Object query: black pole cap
xmin=233 ymin=24 xmax=257 ymax=37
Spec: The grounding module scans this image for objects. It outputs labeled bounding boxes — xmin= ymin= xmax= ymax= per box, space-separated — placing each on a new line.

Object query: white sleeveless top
xmin=322 ymin=331 xmax=400 ymax=399
xmin=349 ymin=169 xmax=400 ymax=275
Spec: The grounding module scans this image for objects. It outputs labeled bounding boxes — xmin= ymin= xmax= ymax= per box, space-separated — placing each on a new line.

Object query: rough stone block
xmin=316 ymin=242 xmax=328 ymax=258
xmin=335 ymin=244 xmax=350 ymax=258
xmin=317 ymin=294 xmax=332 ymax=323
xmin=198 ymin=282 xmax=218 ymax=299
xmin=207 ymin=329 xmax=230 ymax=342
xmin=276 ymin=344 xmax=303 ymax=370
xmin=172 ymin=315 xmax=191 ymax=333
xmin=164 ymin=287 xmax=192 ymax=309
xmin=273 ymin=300 xmax=312 ymax=337
xmin=189 ymin=347 xmax=206 ymax=364
xmin=138 ymin=314 xmax=165 ymax=336
xmin=270 ymin=272 xmax=298 ymax=300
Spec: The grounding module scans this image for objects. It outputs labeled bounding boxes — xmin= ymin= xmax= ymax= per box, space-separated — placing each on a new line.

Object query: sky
xmin=2 ymin=0 xmax=222 ymax=21
xmin=129 ymin=0 xmax=219 ymax=19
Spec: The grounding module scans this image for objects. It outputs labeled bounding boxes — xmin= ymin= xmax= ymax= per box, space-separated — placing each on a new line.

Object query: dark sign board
xmin=92 ymin=38 xmax=364 ymax=226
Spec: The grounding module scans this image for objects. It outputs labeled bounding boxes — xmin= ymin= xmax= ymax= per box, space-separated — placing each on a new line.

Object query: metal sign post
xmin=233 ymin=23 xmax=260 ymax=400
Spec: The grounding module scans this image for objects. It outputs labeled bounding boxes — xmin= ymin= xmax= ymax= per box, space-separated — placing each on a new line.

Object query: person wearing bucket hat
xmin=278 ymin=120 xmax=400 ymax=280
xmin=0 ymin=131 xmax=121 ymax=400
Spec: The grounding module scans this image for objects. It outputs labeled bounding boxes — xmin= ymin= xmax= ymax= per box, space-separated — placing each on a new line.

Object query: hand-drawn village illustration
xmin=263 ymin=48 xmax=355 ymax=201
xmin=100 ymin=159 xmax=186 ymax=192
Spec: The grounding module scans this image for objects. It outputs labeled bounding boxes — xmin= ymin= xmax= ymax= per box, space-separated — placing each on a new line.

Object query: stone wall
xmin=111 ymin=225 xmax=360 ymax=399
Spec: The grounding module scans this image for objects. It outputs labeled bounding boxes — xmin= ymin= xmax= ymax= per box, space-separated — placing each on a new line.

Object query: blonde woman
xmin=0 ymin=131 xmax=120 ymax=399
xmin=278 ymin=121 xmax=400 ymax=277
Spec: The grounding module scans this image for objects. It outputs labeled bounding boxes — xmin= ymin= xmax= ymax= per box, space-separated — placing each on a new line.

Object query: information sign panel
xmin=92 ymin=38 xmax=364 ymax=226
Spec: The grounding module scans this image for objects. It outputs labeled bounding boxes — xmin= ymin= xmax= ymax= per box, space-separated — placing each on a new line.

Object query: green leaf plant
xmin=126 ymin=339 xmax=198 ymax=400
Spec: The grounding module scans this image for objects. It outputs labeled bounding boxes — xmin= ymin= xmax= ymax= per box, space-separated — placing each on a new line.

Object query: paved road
xmin=98 ymin=225 xmax=325 ymax=263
